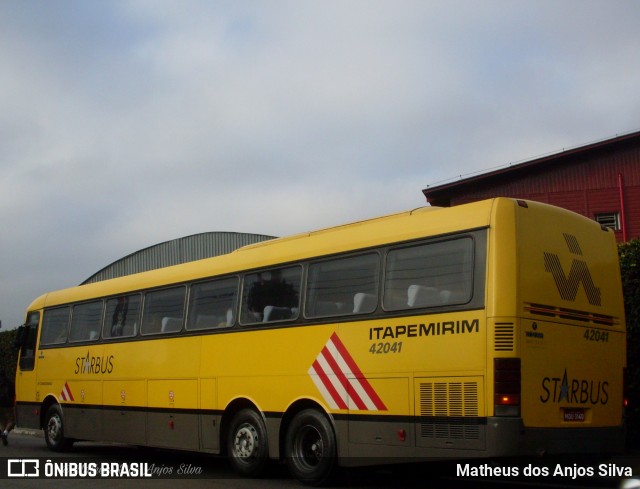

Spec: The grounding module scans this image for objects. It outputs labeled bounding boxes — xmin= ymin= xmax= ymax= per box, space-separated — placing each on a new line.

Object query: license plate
xmin=563 ymin=408 xmax=586 ymax=422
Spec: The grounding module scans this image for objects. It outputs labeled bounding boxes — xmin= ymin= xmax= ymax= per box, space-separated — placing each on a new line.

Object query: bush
xmin=619 ymin=239 xmax=640 ymax=448
xmin=0 ymin=328 xmax=17 ymax=380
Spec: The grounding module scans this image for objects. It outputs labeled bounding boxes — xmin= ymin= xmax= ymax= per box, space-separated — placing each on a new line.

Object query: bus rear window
xmin=383 ymin=237 xmax=474 ymax=311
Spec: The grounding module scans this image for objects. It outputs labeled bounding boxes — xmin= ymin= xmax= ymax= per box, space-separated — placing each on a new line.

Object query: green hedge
xmin=0 ymin=328 xmax=17 ymax=380
xmin=1 ymin=240 xmax=639 ymax=447
xmin=619 ymin=239 xmax=640 ymax=447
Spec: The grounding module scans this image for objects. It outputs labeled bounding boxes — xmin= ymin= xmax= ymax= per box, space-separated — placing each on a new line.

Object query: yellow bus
xmin=14 ymin=198 xmax=626 ymax=483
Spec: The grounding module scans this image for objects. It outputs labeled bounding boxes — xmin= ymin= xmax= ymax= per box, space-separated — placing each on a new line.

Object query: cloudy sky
xmin=1 ymin=0 xmax=639 ymax=329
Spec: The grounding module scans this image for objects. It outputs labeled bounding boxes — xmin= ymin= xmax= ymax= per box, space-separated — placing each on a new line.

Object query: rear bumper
xmin=339 ymin=416 xmax=625 ymax=466
xmin=488 ymin=417 xmax=626 ymax=457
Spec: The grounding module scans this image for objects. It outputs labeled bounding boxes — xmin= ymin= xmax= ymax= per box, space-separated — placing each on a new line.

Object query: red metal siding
xmin=548 ymin=190 xmax=586 ymax=214
xmin=622 ymin=179 xmax=640 ymax=241
xmin=434 ymin=135 xmax=640 ymax=241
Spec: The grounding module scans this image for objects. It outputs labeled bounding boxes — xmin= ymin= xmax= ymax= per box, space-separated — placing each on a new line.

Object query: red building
xmin=422 ymin=131 xmax=640 ymax=242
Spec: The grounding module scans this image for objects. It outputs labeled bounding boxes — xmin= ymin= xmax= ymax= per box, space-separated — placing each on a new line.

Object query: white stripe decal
xmin=309 ymin=333 xmax=386 ymax=411
xmin=60 ymin=382 xmax=74 ymax=402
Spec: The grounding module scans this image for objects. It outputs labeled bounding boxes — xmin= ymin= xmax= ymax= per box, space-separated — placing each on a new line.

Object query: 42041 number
xmin=584 ymin=328 xmax=609 ymax=343
xmin=369 ymin=341 xmax=403 ymax=354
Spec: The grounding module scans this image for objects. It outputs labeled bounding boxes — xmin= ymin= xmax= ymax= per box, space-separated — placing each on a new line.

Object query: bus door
xmin=14 ymin=311 xmax=41 ymax=429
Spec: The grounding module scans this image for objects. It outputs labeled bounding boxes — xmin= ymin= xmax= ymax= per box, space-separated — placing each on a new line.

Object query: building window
xmin=594 ymin=212 xmax=620 ymax=231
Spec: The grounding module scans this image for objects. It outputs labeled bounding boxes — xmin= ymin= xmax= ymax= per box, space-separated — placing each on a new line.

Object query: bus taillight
xmin=623 ymin=367 xmax=629 ymax=409
xmin=495 ymin=357 xmax=521 ymax=417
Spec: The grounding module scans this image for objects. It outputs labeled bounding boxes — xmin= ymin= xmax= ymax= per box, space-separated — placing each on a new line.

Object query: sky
xmin=1 ymin=0 xmax=640 ymax=329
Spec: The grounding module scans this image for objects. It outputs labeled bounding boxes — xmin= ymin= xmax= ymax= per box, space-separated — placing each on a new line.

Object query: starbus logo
xmin=74 ymin=351 xmax=114 ymax=375
xmin=543 ymin=233 xmax=601 ymax=306
xmin=539 ymin=368 xmax=609 ymax=405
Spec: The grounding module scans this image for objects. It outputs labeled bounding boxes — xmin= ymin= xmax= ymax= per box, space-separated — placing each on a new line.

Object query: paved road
xmin=1 ymin=432 xmax=637 ymax=489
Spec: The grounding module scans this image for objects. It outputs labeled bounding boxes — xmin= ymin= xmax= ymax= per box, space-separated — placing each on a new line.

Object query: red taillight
xmin=495 ymin=358 xmax=521 ymax=416
xmin=623 ymin=367 xmax=629 ymax=410
xmin=496 ymin=394 xmax=521 ymax=406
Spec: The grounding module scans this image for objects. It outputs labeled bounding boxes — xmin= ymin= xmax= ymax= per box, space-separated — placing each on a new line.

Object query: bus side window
xmin=141 ymin=286 xmax=186 ymax=335
xmin=69 ymin=301 xmax=104 ymax=343
xmin=383 ymin=237 xmax=474 ymax=311
xmin=305 ymin=253 xmax=379 ymax=318
xmin=240 ymin=266 xmax=301 ymax=324
xmin=40 ymin=307 xmax=70 ymax=346
xmin=104 ymin=294 xmax=141 ymax=339
xmin=187 ymin=277 xmax=238 ymax=330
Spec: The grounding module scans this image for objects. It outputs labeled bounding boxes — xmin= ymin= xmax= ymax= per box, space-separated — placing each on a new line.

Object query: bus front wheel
xmin=226 ymin=408 xmax=269 ymax=477
xmin=285 ymin=409 xmax=336 ymax=485
xmin=44 ymin=404 xmax=74 ymax=452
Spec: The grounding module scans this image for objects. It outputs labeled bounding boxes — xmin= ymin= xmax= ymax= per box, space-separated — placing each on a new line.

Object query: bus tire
xmin=227 ymin=408 xmax=269 ymax=477
xmin=44 ymin=404 xmax=74 ymax=452
xmin=285 ymin=409 xmax=336 ymax=486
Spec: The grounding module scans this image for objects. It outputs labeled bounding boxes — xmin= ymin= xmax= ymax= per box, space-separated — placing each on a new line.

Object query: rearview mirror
xmin=14 ymin=325 xmax=26 ymax=348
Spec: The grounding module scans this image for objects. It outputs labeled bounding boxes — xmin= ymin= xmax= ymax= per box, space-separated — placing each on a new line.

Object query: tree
xmin=619 ymin=239 xmax=640 ymax=447
xmin=0 ymin=328 xmax=17 ymax=380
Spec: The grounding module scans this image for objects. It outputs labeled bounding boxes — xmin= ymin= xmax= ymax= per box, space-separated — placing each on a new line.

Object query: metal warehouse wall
xmin=82 ymin=232 xmax=276 ymax=284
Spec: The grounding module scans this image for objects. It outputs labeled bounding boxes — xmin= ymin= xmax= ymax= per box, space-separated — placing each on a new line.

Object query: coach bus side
xmin=13 ymin=200 xmax=494 ymax=485
xmin=13 ymin=198 xmax=626 ymax=484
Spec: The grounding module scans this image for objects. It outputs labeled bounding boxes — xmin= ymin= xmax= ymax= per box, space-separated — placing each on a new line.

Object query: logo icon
xmin=544 ymin=233 xmax=601 ymax=306
xmin=8 ymin=459 xmax=40 ymax=477
xmin=308 ymin=333 xmax=387 ymax=411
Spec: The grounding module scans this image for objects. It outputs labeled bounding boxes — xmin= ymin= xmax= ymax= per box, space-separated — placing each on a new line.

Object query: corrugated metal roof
xmin=81 ymin=232 xmax=276 ymax=284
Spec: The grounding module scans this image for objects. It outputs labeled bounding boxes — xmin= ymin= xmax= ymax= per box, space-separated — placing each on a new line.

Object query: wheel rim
xmin=233 ymin=423 xmax=259 ymax=459
xmin=295 ymin=424 xmax=323 ymax=468
xmin=47 ymin=414 xmax=62 ymax=443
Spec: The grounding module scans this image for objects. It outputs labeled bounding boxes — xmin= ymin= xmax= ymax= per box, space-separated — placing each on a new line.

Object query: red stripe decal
xmin=311 ymin=360 xmax=348 ymax=410
xmin=309 ymin=333 xmax=387 ymax=411
xmin=330 ymin=334 xmax=387 ymax=410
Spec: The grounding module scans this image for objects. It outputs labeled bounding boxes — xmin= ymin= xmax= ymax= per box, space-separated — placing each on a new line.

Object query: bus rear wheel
xmin=227 ymin=408 xmax=269 ymax=477
xmin=44 ymin=404 xmax=74 ymax=452
xmin=285 ymin=409 xmax=336 ymax=485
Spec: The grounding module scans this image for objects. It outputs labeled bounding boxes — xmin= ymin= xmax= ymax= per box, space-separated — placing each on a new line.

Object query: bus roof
xmin=27 ymin=198 xmax=532 ymax=310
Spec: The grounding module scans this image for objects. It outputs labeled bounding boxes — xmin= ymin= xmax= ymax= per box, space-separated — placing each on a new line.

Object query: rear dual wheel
xmin=226 ymin=406 xmax=337 ymax=485
xmin=285 ymin=409 xmax=337 ymax=486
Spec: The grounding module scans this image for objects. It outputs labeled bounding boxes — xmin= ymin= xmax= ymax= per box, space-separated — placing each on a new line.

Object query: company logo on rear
xmin=544 ymin=233 xmax=601 ymax=306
